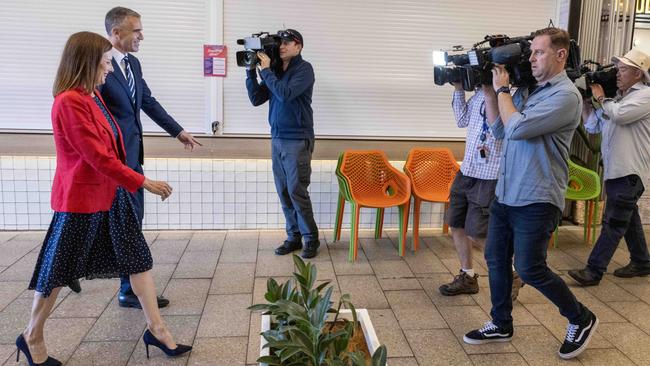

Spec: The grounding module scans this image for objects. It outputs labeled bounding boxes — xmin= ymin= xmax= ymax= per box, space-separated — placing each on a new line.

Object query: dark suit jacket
xmin=100 ymin=54 xmax=183 ymax=169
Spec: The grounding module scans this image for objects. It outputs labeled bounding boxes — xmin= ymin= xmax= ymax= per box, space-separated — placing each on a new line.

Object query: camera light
xmin=468 ymin=50 xmax=479 ymax=66
xmin=432 ymin=51 xmax=448 ymax=66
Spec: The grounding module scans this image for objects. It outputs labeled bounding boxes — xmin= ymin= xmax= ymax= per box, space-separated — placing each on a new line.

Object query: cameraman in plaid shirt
xmin=439 ymin=81 xmax=523 ymax=300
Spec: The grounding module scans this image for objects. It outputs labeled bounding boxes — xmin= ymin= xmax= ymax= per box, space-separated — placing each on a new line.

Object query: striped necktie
xmin=123 ymin=55 xmax=136 ymax=105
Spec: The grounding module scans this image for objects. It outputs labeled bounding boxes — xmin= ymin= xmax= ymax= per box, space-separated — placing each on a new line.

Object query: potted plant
xmin=249 ymin=254 xmax=388 ymax=366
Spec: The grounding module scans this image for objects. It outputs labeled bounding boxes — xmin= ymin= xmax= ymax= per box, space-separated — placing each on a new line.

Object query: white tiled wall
xmin=0 ymin=156 xmax=446 ymax=231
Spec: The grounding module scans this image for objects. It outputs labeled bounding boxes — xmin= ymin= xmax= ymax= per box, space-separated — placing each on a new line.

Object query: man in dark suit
xmin=69 ymin=6 xmax=201 ymax=309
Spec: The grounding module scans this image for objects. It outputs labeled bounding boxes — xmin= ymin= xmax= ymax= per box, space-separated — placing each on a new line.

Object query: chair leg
xmin=591 ymin=200 xmax=599 ymax=246
xmin=375 ymin=208 xmax=384 ymax=239
xmin=349 ymin=203 xmax=361 ymax=262
xmin=585 ymin=200 xmax=594 ymax=245
xmin=583 ymin=200 xmax=589 ymax=243
xmin=412 ymin=198 xmax=421 ymax=252
xmin=443 ymin=202 xmax=450 ymax=234
xmin=398 ymin=200 xmax=411 ymax=256
xmin=334 ymin=193 xmax=345 ymax=242
xmin=548 ymin=227 xmax=559 ymax=248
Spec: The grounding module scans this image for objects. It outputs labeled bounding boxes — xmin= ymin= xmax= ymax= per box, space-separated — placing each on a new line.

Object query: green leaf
xmin=371 ymin=344 xmax=388 ymax=366
xmin=256 ymin=355 xmax=282 ymax=365
xmin=349 ymin=351 xmax=367 ymax=366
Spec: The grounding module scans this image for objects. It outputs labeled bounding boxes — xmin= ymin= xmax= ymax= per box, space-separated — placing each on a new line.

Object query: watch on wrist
xmin=496 ymin=86 xmax=510 ymax=96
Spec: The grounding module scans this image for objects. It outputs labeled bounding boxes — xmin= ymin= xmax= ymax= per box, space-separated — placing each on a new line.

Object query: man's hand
xmin=257 ymin=52 xmax=271 ymax=70
xmin=590 ymin=83 xmax=605 ymax=102
xmin=177 ymin=130 xmax=202 ymax=151
xmin=452 ymin=81 xmax=463 ymax=91
xmin=492 ymin=65 xmax=510 ymax=91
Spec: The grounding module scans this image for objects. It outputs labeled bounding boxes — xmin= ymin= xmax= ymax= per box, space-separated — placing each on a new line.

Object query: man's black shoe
xmin=301 ymin=240 xmax=320 ymax=259
xmin=613 ymin=262 xmax=650 ymax=278
xmin=275 ymin=240 xmax=302 ymax=256
xmin=558 ymin=309 xmax=599 ymax=359
xmin=463 ymin=321 xmax=513 ymax=344
xmin=68 ymin=279 xmax=82 ymax=293
xmin=118 ymin=293 xmax=170 ymax=309
xmin=568 ymin=268 xmax=601 ymax=286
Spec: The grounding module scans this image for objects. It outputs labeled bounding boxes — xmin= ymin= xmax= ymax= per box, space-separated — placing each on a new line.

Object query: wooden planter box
xmin=259 ymin=308 xmax=384 ymax=365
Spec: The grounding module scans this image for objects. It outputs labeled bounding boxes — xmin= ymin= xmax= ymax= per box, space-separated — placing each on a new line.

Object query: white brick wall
xmin=0 ymin=156 xmax=445 ymax=231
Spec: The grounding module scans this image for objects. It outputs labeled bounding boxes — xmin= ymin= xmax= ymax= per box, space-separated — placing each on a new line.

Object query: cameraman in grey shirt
xmin=569 ymin=48 xmax=650 ymax=286
xmin=463 ymin=28 xmax=597 ymax=360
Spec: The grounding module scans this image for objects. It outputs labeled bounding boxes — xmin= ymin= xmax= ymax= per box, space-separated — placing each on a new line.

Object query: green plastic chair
xmin=333 ymin=153 xmax=385 ymax=250
xmin=551 ymin=159 xmax=601 ymax=247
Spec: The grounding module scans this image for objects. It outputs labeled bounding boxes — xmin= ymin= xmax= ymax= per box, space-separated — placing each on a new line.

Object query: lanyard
xmin=479 ymin=100 xmax=489 ymax=142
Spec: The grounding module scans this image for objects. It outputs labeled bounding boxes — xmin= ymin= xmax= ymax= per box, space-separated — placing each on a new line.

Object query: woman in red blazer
xmin=18 ymin=32 xmax=191 ymax=366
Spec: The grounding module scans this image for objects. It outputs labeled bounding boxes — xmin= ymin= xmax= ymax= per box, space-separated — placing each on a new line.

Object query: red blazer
xmin=51 ymin=88 xmax=145 ymax=213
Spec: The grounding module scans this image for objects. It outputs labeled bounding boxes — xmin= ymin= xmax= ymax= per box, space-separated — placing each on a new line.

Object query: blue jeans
xmin=588 ymin=175 xmax=649 ymax=276
xmin=271 ymin=138 xmax=319 ymax=243
xmin=485 ymin=201 xmax=585 ymax=329
xmin=120 ymin=164 xmax=145 ymax=296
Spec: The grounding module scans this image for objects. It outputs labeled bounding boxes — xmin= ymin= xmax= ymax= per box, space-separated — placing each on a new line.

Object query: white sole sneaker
xmin=558 ymin=317 xmax=600 ymax=359
xmin=463 ymin=335 xmax=512 ymax=345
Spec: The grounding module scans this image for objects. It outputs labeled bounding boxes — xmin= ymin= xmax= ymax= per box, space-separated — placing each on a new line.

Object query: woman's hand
xmin=142 ymin=178 xmax=173 ymax=201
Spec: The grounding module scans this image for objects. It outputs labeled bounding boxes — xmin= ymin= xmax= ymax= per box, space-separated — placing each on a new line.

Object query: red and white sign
xmin=204 ymin=45 xmax=227 ymax=77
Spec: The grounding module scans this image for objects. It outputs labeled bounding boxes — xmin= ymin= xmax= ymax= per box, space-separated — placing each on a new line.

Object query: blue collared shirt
xmin=491 ymin=71 xmax=582 ymax=210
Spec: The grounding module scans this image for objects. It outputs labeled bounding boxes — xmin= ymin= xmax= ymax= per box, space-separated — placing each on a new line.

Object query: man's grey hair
xmin=105 ymin=7 xmax=141 ymax=35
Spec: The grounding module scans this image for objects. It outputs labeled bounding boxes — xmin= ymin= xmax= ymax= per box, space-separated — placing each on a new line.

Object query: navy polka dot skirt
xmin=29 ymin=187 xmax=153 ymax=297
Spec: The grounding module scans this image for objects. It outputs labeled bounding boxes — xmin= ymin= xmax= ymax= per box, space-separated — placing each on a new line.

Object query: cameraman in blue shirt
xmin=246 ymin=29 xmax=320 ymax=258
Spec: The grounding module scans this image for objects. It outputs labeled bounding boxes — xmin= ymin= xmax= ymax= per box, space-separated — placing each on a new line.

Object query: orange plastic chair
xmin=404 ymin=148 xmax=460 ymax=251
xmin=339 ymin=150 xmax=411 ymax=261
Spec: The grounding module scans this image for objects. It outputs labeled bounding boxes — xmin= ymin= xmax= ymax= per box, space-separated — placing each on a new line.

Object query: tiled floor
xmin=0 ymin=227 xmax=649 ymax=365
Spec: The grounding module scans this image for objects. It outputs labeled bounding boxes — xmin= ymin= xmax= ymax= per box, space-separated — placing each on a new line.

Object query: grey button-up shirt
xmin=491 ymin=71 xmax=582 ymax=211
xmin=584 ymin=82 xmax=650 ymax=181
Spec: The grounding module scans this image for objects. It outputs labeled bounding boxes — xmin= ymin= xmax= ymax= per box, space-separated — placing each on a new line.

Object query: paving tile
xmin=151 ymin=263 xmax=176 ymax=293
xmin=608 ymin=301 xmax=650 ymax=333
xmin=418 ymin=275 xmax=477 ymax=306
xmin=597 ymin=322 xmax=650 ymax=366
xmin=196 ymin=294 xmax=251 ymax=337
xmin=254 ymin=249 xmax=295 ymax=277
xmin=384 ymin=290 xmax=446 ymax=330
xmin=0 ymin=240 xmax=41 ymax=267
xmin=468 ymin=353 xmax=529 ymax=366
xmin=84 ymin=298 xmax=146 ymax=342
xmin=371 ymin=260 xmax=421 ymax=291
xmin=422 ymin=235 xmax=460 ymax=261
xmin=360 ymin=237 xmax=403 ymax=262
xmin=0 ymin=281 xmax=27 ymax=312
xmin=186 ymin=231 xmax=226 ymax=252
xmin=577 ymin=348 xmax=635 ymax=366
xmin=160 ymin=279 xmax=210 ymax=316
xmin=384 ymin=357 xmax=419 ymax=366
xmin=404 ymin=329 xmax=472 ymax=366
xmin=211 ymin=263 xmax=255 ymax=295
xmin=523 ymin=303 xmax=612 ymax=349
xmin=438 ymin=305 xmax=517 ymax=354
xmin=257 ymin=230 xmax=286 ymax=251
xmin=155 ymin=231 xmax=193 ymax=241
xmin=219 ymin=238 xmax=258 ymax=263
xmin=402 ymin=248 xmax=449 ymax=274
xmin=172 ymin=251 xmax=219 ymax=279
xmin=338 ymin=275 xmax=389 ymax=309
xmin=127 ymin=315 xmax=199 ymax=365
xmin=546 ymin=248 xmax=587 ymax=270
xmin=0 ymin=253 xmax=38 ymax=281
xmin=579 ymin=277 xmax=639 ymax=303
xmin=0 ymin=298 xmax=32 ymax=344
xmin=149 ymin=240 xmax=189 ymax=264
xmin=617 ymin=282 xmax=650 ymax=305
xmin=51 ymin=279 xmax=116 ymax=318
xmin=511 ymin=325 xmax=581 ymax=366
xmin=0 ymin=232 xmax=17 ymax=244
xmin=246 ymin=312 xmax=263 ymax=364
xmin=12 ymin=232 xmax=46 ymax=242
xmin=329 ymin=246 xmax=374 ymax=275
xmin=367 ymin=309 xmax=413 ymax=357
xmin=570 ymin=287 xmax=628 ymax=323
xmin=0 ymin=345 xmax=15 ymax=366
xmin=142 ymin=231 xmax=158 ymax=244
xmin=67 ymin=341 xmax=136 ymax=366
xmin=188 ymin=336 xmax=247 ymax=366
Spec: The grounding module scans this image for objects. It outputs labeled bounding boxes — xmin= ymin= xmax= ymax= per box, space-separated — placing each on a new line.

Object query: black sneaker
xmin=613 ymin=262 xmax=650 ymax=278
xmin=463 ymin=321 xmax=513 ymax=345
xmin=558 ymin=309 xmax=599 ymax=359
xmin=275 ymin=240 xmax=302 ymax=255
xmin=568 ymin=268 xmax=602 ymax=286
xmin=301 ymin=240 xmax=320 ymax=259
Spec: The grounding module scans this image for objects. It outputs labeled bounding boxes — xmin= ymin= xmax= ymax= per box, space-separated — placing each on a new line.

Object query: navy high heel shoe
xmin=142 ymin=329 xmax=192 ymax=358
xmin=15 ymin=334 xmax=61 ymax=366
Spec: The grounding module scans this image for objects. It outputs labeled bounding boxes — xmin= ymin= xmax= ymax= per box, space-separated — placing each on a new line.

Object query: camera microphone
xmin=237 ymin=39 xmax=245 ymax=45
